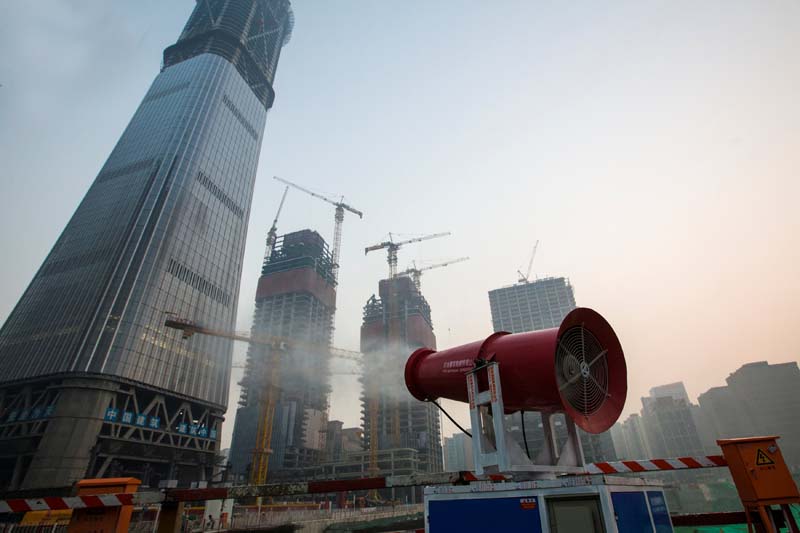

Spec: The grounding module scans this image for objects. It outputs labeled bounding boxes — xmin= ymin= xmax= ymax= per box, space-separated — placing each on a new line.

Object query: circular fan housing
xmin=405 ymin=307 xmax=626 ymax=434
xmin=554 ymin=308 xmax=626 ymax=433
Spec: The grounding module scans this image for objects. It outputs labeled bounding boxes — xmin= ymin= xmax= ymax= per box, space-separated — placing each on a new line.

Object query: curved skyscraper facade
xmin=0 ymin=0 xmax=293 ymax=490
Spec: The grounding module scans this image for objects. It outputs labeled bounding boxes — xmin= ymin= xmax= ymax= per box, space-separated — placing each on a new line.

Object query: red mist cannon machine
xmin=405 ymin=307 xmax=626 ymax=476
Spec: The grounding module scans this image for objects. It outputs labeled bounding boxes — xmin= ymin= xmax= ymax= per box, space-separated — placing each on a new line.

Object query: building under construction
xmin=229 ymin=230 xmax=336 ymax=481
xmin=360 ymin=275 xmax=443 ymax=481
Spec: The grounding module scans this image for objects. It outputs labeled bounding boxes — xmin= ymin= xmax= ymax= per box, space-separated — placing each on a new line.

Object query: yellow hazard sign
xmin=755 ymin=448 xmax=775 ymax=466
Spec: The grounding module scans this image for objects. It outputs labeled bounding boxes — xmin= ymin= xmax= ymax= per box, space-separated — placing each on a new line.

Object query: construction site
xmin=3 ymin=173 xmax=798 ymax=533
xmin=1 ymin=1 xmax=799 ymax=532
xmin=228 ymin=178 xmax=465 ymax=503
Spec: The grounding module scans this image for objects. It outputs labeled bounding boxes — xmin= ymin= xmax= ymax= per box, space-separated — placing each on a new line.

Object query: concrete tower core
xmin=360 ymin=276 xmax=443 ymax=477
xmin=228 ymin=230 xmax=336 ymax=481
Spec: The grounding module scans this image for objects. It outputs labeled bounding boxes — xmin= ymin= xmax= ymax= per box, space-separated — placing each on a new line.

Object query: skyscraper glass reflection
xmin=0 ymin=0 xmax=293 ymax=490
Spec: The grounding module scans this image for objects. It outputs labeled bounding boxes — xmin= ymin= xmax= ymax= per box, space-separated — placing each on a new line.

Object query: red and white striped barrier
xmin=585 ymin=455 xmax=727 ymax=475
xmin=0 ymin=493 xmax=135 ymax=514
xmin=0 ymin=457 xmax=730 ymax=513
xmin=460 ymin=472 xmax=510 ymax=482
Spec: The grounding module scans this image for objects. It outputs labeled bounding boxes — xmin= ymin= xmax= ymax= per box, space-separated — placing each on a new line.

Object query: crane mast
xmin=273 ymin=176 xmax=363 ymax=282
xmin=332 ymin=205 xmax=345 ymax=281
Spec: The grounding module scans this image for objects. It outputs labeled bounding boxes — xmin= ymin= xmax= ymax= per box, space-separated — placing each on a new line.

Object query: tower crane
xmin=364 ymin=232 xmax=451 ymax=278
xmin=230 ymin=360 xmax=361 ymax=376
xmin=363 ymin=232 xmax=449 ymax=492
xmin=517 ymin=240 xmax=539 ymax=283
xmin=164 ymin=316 xmax=362 ymax=485
xmin=164 ymin=317 xmax=363 ymax=363
xmin=273 ymin=176 xmax=363 ymax=282
xmin=264 ymin=186 xmax=289 ymax=265
xmin=399 ymin=256 xmax=470 ymax=290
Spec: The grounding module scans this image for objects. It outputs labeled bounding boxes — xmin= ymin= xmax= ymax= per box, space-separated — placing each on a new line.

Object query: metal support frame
xmin=466 ymin=361 xmax=585 ymax=476
xmin=93 ymin=383 xmax=224 ymax=486
xmin=0 ymin=382 xmax=60 ymax=442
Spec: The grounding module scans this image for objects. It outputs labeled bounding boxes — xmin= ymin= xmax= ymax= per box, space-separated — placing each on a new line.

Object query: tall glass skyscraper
xmin=0 ymin=1 xmax=293 ymax=490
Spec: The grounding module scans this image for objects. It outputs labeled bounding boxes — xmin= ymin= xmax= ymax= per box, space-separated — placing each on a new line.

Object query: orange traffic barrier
xmin=67 ymin=477 xmax=141 ymax=533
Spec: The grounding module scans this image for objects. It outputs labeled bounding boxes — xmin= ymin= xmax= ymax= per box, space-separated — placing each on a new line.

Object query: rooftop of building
xmin=488 ymin=275 xmax=573 ymax=294
xmin=262 ymin=229 xmax=336 ymax=286
xmin=362 ymin=275 xmax=433 ymax=327
xmin=648 ymin=382 xmax=690 ymax=402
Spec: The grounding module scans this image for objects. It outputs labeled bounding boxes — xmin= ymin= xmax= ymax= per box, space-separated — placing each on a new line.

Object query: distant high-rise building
xmin=324 ymin=420 xmax=345 ymax=463
xmin=0 ymin=0 xmax=293 ymax=490
xmin=443 ymin=433 xmax=473 ymax=472
xmin=640 ymin=385 xmax=703 ymax=458
xmin=581 ymin=428 xmax=619 ymax=464
xmin=360 ymin=276 xmax=443 ymax=476
xmin=341 ymin=427 xmax=364 ymax=453
xmin=611 ymin=414 xmax=650 ymax=460
xmin=488 ymin=277 xmax=576 ymax=333
xmin=229 ymin=230 xmax=336 ymax=481
xmin=697 ymin=361 xmax=800 ymax=467
xmin=505 ymin=413 xmax=617 ymax=465
xmin=648 ymin=382 xmax=690 ymax=403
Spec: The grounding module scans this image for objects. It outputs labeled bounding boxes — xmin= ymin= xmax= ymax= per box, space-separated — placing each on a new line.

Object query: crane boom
xmin=399 ymin=256 xmax=469 ymax=290
xmin=272 ymin=186 xmax=289 ymax=228
xmin=517 ymin=240 xmax=540 ymax=283
xmin=273 ymin=176 xmax=363 ymax=282
xmin=393 ymin=231 xmax=450 ymax=247
xmin=414 ymin=256 xmax=470 ymax=274
xmin=264 ymin=186 xmax=289 ymax=264
xmin=164 ymin=317 xmax=362 ymax=362
xmin=231 ymin=361 xmax=360 ymax=375
xmin=364 ymin=232 xmax=451 ymax=278
xmin=365 ymin=232 xmax=451 ymax=254
xmin=273 ymin=176 xmax=363 ymax=218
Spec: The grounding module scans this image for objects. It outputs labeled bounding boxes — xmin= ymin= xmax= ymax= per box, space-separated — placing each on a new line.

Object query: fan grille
xmin=555 ymin=325 xmax=609 ymax=417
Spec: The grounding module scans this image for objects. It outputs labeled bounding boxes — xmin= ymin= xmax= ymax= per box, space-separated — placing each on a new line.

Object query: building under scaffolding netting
xmin=229 ymin=229 xmax=336 ymax=482
xmin=360 ymin=276 xmax=443 ymax=495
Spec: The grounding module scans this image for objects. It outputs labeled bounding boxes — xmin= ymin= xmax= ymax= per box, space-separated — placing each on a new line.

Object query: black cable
xmin=520 ymin=411 xmax=532 ymax=460
xmin=430 ymin=399 xmax=472 ymax=438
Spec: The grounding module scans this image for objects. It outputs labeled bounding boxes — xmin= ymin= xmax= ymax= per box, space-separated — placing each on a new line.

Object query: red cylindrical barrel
xmin=404 ymin=307 xmax=626 ymax=433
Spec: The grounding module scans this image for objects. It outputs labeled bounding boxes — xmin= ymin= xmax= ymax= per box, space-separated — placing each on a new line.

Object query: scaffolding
xmin=359 ymin=277 xmax=444 ymax=480
xmin=229 ymin=229 xmax=336 ymax=481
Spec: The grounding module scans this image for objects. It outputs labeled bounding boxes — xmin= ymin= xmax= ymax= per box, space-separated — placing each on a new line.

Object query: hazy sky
xmin=1 ymin=1 xmax=798 ymax=450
